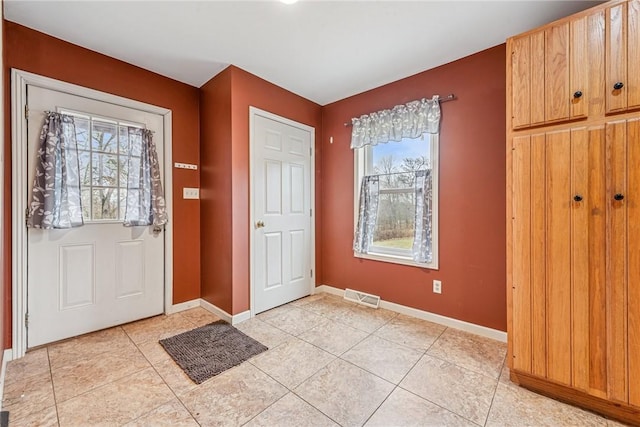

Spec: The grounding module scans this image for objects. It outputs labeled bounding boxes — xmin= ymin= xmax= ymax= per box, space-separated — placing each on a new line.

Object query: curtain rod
xmin=344 ymin=93 xmax=455 ymax=127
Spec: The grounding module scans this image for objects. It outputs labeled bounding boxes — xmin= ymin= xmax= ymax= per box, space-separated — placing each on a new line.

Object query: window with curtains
xmin=61 ymin=110 xmax=144 ymax=222
xmin=354 ymin=134 xmax=439 ymax=268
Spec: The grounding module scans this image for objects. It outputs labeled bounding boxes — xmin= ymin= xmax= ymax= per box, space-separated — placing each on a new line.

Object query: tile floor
xmin=1 ymin=292 xmax=624 ymax=427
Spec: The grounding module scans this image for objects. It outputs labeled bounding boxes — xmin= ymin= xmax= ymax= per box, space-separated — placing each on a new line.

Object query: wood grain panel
xmin=531 ymin=32 xmax=546 ymax=125
xmin=588 ymin=126 xmax=608 ymax=398
xmin=512 ymin=36 xmax=532 ymax=128
xmin=512 ymin=135 xmax=532 ymax=372
xmin=545 ymin=23 xmax=570 ymax=122
xmin=588 ymin=10 xmax=606 ymax=118
xmin=571 ymin=17 xmax=588 ymax=119
xmin=627 ymin=118 xmax=640 ymax=407
xmin=628 ymin=0 xmax=640 ymax=109
xmin=531 ymin=133 xmax=547 ymax=377
xmin=606 ymin=2 xmax=628 ymax=113
xmin=571 ymin=127 xmax=589 ymax=392
xmin=605 ymin=120 xmax=628 ymax=403
xmin=545 ymin=129 xmax=572 ymax=386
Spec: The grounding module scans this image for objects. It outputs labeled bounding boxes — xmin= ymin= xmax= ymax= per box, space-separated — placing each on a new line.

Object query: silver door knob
xmin=256 ymin=220 xmax=265 ymax=228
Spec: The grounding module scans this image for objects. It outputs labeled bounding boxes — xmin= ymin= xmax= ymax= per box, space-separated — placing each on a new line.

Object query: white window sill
xmin=354 ymin=251 xmax=438 ymax=270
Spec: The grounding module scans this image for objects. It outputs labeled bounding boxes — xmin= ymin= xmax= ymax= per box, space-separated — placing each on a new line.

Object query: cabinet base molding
xmin=510 ymin=370 xmax=640 ymax=426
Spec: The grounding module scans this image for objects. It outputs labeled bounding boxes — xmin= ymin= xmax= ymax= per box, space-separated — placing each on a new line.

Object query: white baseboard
xmin=199 ymin=299 xmax=251 ymax=325
xmin=314 ymin=284 xmax=507 ymax=343
xmin=231 ymin=310 xmax=251 ymax=325
xmin=167 ymin=299 xmax=200 ymax=314
xmin=0 ymin=348 xmax=13 ymax=407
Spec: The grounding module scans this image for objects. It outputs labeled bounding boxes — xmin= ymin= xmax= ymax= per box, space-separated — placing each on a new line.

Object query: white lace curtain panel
xmin=351 ymin=96 xmax=440 ymax=263
xmin=27 ymin=112 xmax=168 ymax=229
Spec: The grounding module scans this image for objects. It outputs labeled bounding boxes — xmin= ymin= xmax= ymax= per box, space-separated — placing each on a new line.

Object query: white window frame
xmin=353 ymin=134 xmax=439 ymax=270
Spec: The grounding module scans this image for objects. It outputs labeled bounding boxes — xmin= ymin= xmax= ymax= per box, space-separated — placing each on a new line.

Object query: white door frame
xmin=249 ymin=107 xmax=315 ymax=317
xmin=11 ymin=69 xmax=174 ymax=359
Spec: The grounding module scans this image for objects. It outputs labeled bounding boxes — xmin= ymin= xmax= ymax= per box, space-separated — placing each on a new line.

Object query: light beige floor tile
xmin=4 ymin=348 xmax=50 ymax=385
xmin=499 ymin=363 xmax=511 ymax=384
xmin=299 ymin=319 xmax=368 ymax=356
xmin=295 ymin=359 xmax=394 ymax=427
xmin=245 ymin=392 xmax=339 ymax=427
xmin=51 ymin=341 xmax=150 ymax=402
xmin=365 ymin=387 xmax=475 ymax=427
xmin=427 ymin=327 xmax=507 ymax=379
xmin=374 ymin=314 xmax=445 ymax=350
xmin=256 ymin=304 xmax=295 ymax=322
xmin=8 ymin=404 xmax=58 ymax=427
xmin=123 ymin=398 xmax=198 ymax=427
xmin=181 ymin=363 xmax=287 ymax=427
xmin=235 ymin=318 xmax=291 ymax=348
xmin=122 ymin=313 xmax=195 ymax=345
xmin=400 ymin=355 xmax=497 ymax=425
xmin=260 ymin=306 xmax=328 ymax=336
xmin=136 ymin=339 xmax=175 ymax=366
xmin=57 ymin=367 xmax=173 ymax=426
xmin=332 ymin=305 xmax=398 ymax=333
xmin=289 ymin=293 xmax=330 ymax=308
xmin=180 ymin=307 xmax=221 ymax=327
xmin=47 ymin=327 xmax=132 ymax=371
xmin=342 ymin=335 xmax=423 ymax=384
xmin=299 ymin=295 xmax=354 ymax=318
xmin=251 ymin=338 xmax=335 ymax=388
xmin=2 ymin=372 xmax=55 ymax=423
xmin=153 ymin=359 xmax=198 ymax=397
xmin=486 ymin=382 xmax=608 ymax=427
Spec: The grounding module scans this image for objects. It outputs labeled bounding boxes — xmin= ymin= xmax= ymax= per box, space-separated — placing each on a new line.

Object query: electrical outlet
xmin=433 ymin=280 xmax=442 ymax=294
xmin=183 ymin=187 xmax=200 ymax=199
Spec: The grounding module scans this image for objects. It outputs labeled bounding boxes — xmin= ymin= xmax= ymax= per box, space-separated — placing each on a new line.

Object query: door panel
xmin=570 ymin=17 xmax=588 ymax=119
xmin=606 ymin=2 xmax=628 ymax=113
xmin=545 ymin=129 xmax=572 ymax=386
xmin=531 ymin=32 xmax=546 ymax=125
xmin=628 ymin=118 xmax=640 ymax=407
xmin=512 ymin=135 xmax=532 ymax=373
xmin=253 ymin=113 xmax=312 ymax=314
xmin=27 ymin=86 xmax=165 ymax=347
xmin=588 ymin=10 xmax=606 ymax=118
xmin=605 ymin=120 xmax=628 ymax=403
xmin=511 ymin=36 xmax=531 ymax=129
xmin=545 ymin=23 xmax=570 ymax=122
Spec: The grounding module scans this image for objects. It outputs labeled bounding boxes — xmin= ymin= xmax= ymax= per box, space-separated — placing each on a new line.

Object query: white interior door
xmin=26 ymin=85 xmax=165 ymax=347
xmin=252 ymin=111 xmax=313 ymax=314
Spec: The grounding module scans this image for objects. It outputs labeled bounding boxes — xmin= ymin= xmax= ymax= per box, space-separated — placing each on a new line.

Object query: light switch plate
xmin=183 ymin=188 xmax=200 ymax=199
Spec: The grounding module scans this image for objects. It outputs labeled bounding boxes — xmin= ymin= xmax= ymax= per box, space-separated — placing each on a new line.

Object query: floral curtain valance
xmin=350 ymin=95 xmax=441 ymax=149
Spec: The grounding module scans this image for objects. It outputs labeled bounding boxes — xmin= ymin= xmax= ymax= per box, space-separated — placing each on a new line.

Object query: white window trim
xmin=353 ymin=134 xmax=439 ymax=270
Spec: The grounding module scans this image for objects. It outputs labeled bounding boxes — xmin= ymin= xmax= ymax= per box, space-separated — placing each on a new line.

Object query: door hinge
xmin=310 ymin=147 xmax=312 ymax=156
xmin=310 ymin=269 xmax=313 ymax=278
xmin=310 ymin=208 xmax=313 ymax=217
xmin=25 ymin=105 xmax=29 ymax=120
xmin=25 ymin=208 xmax=30 ymax=226
xmin=25 ymin=312 xmax=29 ymax=328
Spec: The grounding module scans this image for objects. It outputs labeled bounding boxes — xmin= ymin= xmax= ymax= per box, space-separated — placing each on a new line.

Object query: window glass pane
xmin=78 ymin=151 xmax=91 ymax=186
xmin=92 ymin=189 xmax=118 ymax=220
xmin=81 ymin=189 xmax=91 ymax=219
xmin=371 ymin=136 xmax=431 ymax=177
xmin=119 ymin=125 xmax=129 ymax=154
xmin=373 ymin=192 xmax=415 ymax=249
xmin=119 ymin=155 xmax=129 ymax=188
xmin=92 ymin=120 xmax=118 ymax=153
xmin=91 ymin=153 xmax=118 ymax=187
xmin=119 ymin=189 xmax=128 ymax=219
xmin=74 ymin=117 xmax=90 ymax=150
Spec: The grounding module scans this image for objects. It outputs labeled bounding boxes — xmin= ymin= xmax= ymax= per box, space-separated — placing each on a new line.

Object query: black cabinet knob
xmin=614 ymin=82 xmax=624 ymax=90
xmin=573 ymin=91 xmax=583 ymax=99
xmin=574 ymin=195 xmax=583 ymax=202
xmin=614 ymin=193 xmax=625 ymax=201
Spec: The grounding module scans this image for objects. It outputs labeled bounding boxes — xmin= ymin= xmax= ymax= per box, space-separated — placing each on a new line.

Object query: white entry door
xmin=26 ymin=85 xmax=165 ymax=347
xmin=252 ymin=110 xmax=314 ymax=314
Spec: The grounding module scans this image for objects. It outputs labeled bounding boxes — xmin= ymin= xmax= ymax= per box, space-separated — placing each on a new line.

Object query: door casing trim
xmin=248 ymin=106 xmax=316 ymax=317
xmin=11 ymin=69 xmax=174 ymax=359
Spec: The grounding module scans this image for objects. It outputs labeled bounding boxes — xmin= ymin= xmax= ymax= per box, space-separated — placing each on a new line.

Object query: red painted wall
xmin=199 ymin=66 xmax=322 ymax=314
xmin=321 ymin=45 xmax=507 ymax=331
xmin=3 ymin=22 xmax=201 ymax=347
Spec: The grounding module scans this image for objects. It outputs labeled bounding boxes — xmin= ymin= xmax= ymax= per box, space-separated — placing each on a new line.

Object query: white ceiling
xmin=5 ymin=1 xmax=602 ymax=106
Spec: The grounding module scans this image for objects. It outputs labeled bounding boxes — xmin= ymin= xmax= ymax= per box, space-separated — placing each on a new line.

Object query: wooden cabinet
xmin=606 ymin=0 xmax=640 ymax=113
xmin=508 ymin=2 xmax=640 ymax=423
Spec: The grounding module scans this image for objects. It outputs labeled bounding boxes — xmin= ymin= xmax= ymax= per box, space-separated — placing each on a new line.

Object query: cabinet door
xmin=546 ymin=23 xmax=571 ymax=122
xmin=627 ymin=118 xmax=640 ymax=407
xmin=546 ymin=129 xmax=572 ymax=386
xmin=570 ymin=17 xmax=589 ymax=119
xmin=531 ymin=32 xmax=546 ymax=125
xmin=628 ymin=0 xmax=640 ymax=109
xmin=512 ymin=135 xmax=532 ymax=372
xmin=512 ymin=36 xmax=532 ymax=129
xmin=606 ymin=120 xmax=628 ymax=403
xmin=606 ymin=2 xmax=628 ymax=113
